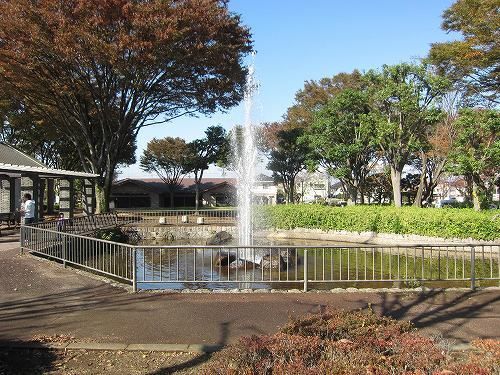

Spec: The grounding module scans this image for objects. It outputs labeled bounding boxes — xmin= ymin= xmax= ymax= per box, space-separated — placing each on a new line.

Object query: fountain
xmin=234 ymin=55 xmax=259 ymax=261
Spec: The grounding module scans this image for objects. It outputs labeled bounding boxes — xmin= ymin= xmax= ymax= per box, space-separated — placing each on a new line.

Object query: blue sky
xmin=120 ymin=0 xmax=456 ymax=179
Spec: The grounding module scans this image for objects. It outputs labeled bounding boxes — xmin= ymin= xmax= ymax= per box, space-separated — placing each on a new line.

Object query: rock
xmin=261 ymin=254 xmax=286 ymax=271
xmin=229 ymin=259 xmax=255 ymax=270
xmin=214 ymin=253 xmax=236 ymax=267
xmin=206 ymin=231 xmax=233 ymax=245
xmin=279 ymin=248 xmax=296 ymax=265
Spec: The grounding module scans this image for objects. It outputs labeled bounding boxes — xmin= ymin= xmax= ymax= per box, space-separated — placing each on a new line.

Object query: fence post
xmin=470 ymin=246 xmax=476 ymax=291
xmin=303 ymin=249 xmax=308 ymax=292
xmin=62 ymin=234 xmax=67 ymax=268
xmin=20 ymin=226 xmax=25 ymax=254
xmin=132 ymin=248 xmax=137 ymax=293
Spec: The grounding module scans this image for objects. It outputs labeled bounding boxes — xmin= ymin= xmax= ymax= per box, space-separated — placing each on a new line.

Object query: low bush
xmin=202 ymin=309 xmax=499 ymax=374
xmin=255 ymin=205 xmax=500 ymax=241
xmin=94 ymin=227 xmax=129 ymax=243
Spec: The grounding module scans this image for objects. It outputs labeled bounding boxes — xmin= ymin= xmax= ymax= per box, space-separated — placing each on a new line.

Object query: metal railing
xmin=113 ymin=208 xmax=237 ymax=226
xmin=21 ymin=225 xmax=136 ymax=286
xmin=20 ymin=223 xmax=499 ymax=292
xmin=29 ymin=213 xmax=121 ymax=235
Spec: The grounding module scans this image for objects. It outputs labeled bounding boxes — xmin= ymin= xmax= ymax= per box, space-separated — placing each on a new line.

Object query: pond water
xmin=135 ymin=237 xmax=499 ymax=290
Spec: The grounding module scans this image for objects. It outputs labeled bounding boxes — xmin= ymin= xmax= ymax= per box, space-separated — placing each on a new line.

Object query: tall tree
xmin=366 ymin=63 xmax=448 ymax=207
xmin=306 ymin=89 xmax=376 ymax=205
xmin=428 ymin=0 xmax=500 ymax=105
xmin=413 ymin=92 xmax=459 ymax=207
xmin=140 ymin=137 xmax=191 ymax=208
xmin=286 ymin=70 xmax=366 ymax=129
xmin=0 ymin=91 xmax=84 ymax=170
xmin=185 ymin=125 xmax=228 ymax=210
xmin=448 ymin=108 xmax=499 ymax=210
xmin=265 ymin=126 xmax=309 ymax=203
xmin=0 ymin=0 xmax=252 ymax=212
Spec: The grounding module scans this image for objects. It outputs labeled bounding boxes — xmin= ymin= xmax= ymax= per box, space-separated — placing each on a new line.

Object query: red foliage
xmin=202 ymin=309 xmax=499 ymax=375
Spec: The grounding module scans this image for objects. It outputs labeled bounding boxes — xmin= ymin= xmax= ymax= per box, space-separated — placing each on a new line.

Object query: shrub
xmin=254 ymin=205 xmax=500 ymax=241
xmin=94 ymin=227 xmax=129 ymax=243
xmin=201 ymin=309 xmax=499 ymax=374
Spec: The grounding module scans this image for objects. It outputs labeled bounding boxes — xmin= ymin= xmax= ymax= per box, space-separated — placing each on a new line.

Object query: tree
xmin=286 ymin=71 xmax=366 ymax=129
xmin=448 ymin=108 xmax=499 ymax=210
xmin=428 ymin=0 xmax=500 ymax=104
xmin=0 ymin=0 xmax=252 ymax=212
xmin=306 ymin=89 xmax=376 ymax=205
xmin=365 ymin=172 xmax=393 ymax=204
xmin=140 ymin=137 xmax=191 ymax=208
xmin=265 ymin=126 xmax=309 ymax=203
xmin=185 ymin=125 xmax=228 ymax=210
xmin=413 ymin=92 xmax=459 ymax=207
xmin=366 ymin=63 xmax=448 ymax=207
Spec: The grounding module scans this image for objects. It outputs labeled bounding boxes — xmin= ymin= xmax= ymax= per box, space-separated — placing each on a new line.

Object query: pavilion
xmin=0 ymin=142 xmax=98 ymax=221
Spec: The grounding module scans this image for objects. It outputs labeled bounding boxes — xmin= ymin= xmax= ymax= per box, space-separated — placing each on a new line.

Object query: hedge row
xmin=255 ymin=205 xmax=500 ymax=241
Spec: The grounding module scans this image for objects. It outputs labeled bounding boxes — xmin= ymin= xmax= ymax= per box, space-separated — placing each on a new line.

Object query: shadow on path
xmin=377 ymin=289 xmax=500 ymax=341
xmin=0 ymin=340 xmax=58 ymax=375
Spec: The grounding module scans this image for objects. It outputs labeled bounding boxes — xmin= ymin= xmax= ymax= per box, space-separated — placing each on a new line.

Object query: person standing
xmin=21 ymin=193 xmax=36 ymax=225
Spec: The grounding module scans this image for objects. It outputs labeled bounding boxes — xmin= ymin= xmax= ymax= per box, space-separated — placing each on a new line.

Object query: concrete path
xmin=1 ymin=236 xmax=499 ymax=348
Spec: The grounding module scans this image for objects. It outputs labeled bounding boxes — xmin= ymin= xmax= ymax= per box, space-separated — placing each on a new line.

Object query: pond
xmin=135 ymin=237 xmax=499 ymax=290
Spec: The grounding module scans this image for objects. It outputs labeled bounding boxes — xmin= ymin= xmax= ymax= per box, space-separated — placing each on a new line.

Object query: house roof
xmin=255 ymin=173 xmax=274 ymax=182
xmin=0 ymin=142 xmax=46 ymax=168
xmin=113 ymin=178 xmax=236 ymax=194
xmin=0 ymin=142 xmax=98 ymax=178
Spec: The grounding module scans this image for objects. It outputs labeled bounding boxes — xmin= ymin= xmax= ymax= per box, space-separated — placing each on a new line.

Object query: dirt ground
xmin=0 ymin=349 xmax=209 ymax=375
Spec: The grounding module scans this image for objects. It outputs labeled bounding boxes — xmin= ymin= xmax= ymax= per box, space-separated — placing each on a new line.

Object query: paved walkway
xmin=1 ymin=235 xmax=499 ymax=348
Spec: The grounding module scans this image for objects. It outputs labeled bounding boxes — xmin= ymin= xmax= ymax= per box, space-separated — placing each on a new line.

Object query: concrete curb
xmin=0 ymin=341 xmax=472 ymax=353
xmin=0 ymin=342 xmax=224 ymax=353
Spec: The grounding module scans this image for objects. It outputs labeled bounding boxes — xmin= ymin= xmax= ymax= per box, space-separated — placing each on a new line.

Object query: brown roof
xmin=114 ymin=178 xmax=236 ymax=194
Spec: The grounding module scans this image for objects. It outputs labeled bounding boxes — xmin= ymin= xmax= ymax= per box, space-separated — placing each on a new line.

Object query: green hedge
xmin=255 ymin=205 xmax=500 ymax=241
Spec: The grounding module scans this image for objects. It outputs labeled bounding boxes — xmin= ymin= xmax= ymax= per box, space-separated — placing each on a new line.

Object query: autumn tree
xmin=184 ymin=125 xmax=228 ymax=210
xmin=0 ymin=0 xmax=252 ymax=212
xmin=413 ymin=92 xmax=459 ymax=207
xmin=140 ymin=137 xmax=191 ymax=208
xmin=305 ymin=89 xmax=376 ymax=205
xmin=448 ymin=108 xmax=499 ymax=210
xmin=366 ymin=63 xmax=449 ymax=208
xmin=286 ymin=70 xmax=366 ymax=129
xmin=428 ymin=0 xmax=500 ymax=104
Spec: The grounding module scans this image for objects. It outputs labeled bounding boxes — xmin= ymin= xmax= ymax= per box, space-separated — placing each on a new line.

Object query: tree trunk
xmin=288 ymin=179 xmax=295 ymax=204
xmin=472 ymin=178 xmax=481 ymax=211
xmin=195 ymin=184 xmax=200 ymax=211
xmin=346 ymin=184 xmax=357 ymax=205
xmin=170 ymin=192 xmax=174 ymax=208
xmin=413 ymin=153 xmax=427 ymax=208
xmin=390 ymin=167 xmax=402 ymax=208
xmin=95 ymin=184 xmax=110 ymax=213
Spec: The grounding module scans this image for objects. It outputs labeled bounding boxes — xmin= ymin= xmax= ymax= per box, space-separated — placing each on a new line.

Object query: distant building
xmin=111 ymin=178 xmax=236 ymax=208
xmin=295 ymin=172 xmax=331 ymax=203
xmin=252 ymin=174 xmax=277 ymax=205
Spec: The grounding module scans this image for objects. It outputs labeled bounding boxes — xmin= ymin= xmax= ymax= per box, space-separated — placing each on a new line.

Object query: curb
xmin=0 ymin=342 xmax=224 ymax=353
xmin=0 ymin=342 xmax=472 ymax=353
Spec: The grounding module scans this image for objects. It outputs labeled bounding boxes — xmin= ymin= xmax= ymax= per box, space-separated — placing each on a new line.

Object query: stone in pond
xmin=279 ymin=248 xmax=296 ymax=265
xmin=214 ymin=253 xmax=236 ymax=267
xmin=206 ymin=231 xmax=233 ymax=245
xmin=261 ymin=253 xmax=286 ymax=271
xmin=229 ymin=259 xmax=255 ymax=270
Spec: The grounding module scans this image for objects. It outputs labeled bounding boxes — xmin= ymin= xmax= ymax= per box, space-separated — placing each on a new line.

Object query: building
xmin=110 ymin=178 xmax=237 ymax=208
xmin=295 ymin=172 xmax=331 ymax=203
xmin=252 ymin=174 xmax=278 ymax=205
xmin=0 ymin=142 xmax=97 ymax=221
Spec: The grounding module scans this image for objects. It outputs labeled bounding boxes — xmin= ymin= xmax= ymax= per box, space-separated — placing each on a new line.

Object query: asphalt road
xmin=0 ymin=235 xmax=499 ymax=347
